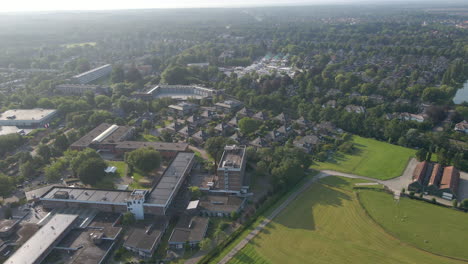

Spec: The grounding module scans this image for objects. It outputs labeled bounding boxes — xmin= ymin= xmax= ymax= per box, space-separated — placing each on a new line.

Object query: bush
xmin=452 ymin=199 xmax=458 ymax=208
xmin=431 ymin=198 xmax=437 ymax=204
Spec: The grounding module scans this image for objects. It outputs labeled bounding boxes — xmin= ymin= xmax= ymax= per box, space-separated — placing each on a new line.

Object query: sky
xmin=0 ymin=0 xmax=460 ymax=12
xmin=0 ymin=0 xmax=418 ymax=13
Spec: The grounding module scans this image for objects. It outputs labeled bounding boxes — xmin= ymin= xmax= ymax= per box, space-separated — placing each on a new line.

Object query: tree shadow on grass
xmin=264 ymin=179 xmax=353 ymax=232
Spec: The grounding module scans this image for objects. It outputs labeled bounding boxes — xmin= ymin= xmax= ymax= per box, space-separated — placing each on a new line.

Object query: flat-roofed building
xmin=41 ymin=187 xmax=132 ymax=213
xmin=55 ymin=84 xmax=110 ymax=95
xmin=168 ymin=216 xmax=209 ymax=248
xmin=144 ymin=152 xmax=195 ymax=215
xmin=70 ymin=123 xmax=135 ymax=152
xmin=5 ymin=214 xmax=79 ymax=264
xmin=215 ymin=100 xmax=243 ymax=114
xmin=138 ymin=84 xmax=217 ymax=100
xmin=115 ymin=141 xmax=189 ymax=159
xmin=199 ymin=195 xmax=246 ymax=217
xmin=0 ymin=109 xmax=57 ymax=127
xmin=0 ymin=219 xmax=21 ymax=238
xmin=72 ymin=64 xmax=112 ymax=84
xmin=168 ymin=102 xmax=199 ymax=117
xmin=216 ymin=145 xmax=248 ymax=194
xmin=123 ymin=216 xmax=168 ymax=258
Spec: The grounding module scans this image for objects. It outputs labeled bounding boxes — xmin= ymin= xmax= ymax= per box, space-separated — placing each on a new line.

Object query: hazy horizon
xmin=2 ymin=0 xmax=467 ymax=13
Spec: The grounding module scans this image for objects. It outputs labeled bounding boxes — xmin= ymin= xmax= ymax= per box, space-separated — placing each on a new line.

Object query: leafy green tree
xmin=88 ymin=110 xmax=113 ymax=126
xmin=125 ymin=147 xmax=161 ymax=172
xmin=110 ymin=65 xmax=125 ymax=83
xmin=71 ymin=148 xmax=101 ymax=175
xmin=0 ymin=174 xmax=14 ymax=198
xmin=199 ymin=238 xmax=212 ymax=251
xmin=188 ymin=186 xmax=202 ymax=200
xmin=95 ymin=95 xmax=112 ymax=109
xmin=19 ymin=161 xmax=35 ymax=179
xmin=238 ymin=117 xmax=261 ymax=135
xmin=462 ymin=199 xmax=468 ymax=209
xmin=53 ymin=134 xmax=69 ymax=152
xmin=37 ymin=144 xmax=52 ymax=162
xmin=205 ymin=136 xmax=235 ymax=165
xmin=77 ymin=158 xmax=107 ymax=185
xmin=415 ymin=149 xmax=427 ymax=162
xmin=161 ymin=65 xmax=190 ymax=84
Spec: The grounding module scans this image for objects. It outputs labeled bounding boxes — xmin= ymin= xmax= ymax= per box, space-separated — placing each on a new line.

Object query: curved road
xmin=215 ymin=158 xmax=418 ymax=264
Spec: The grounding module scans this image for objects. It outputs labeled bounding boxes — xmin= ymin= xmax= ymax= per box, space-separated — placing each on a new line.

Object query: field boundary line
xmin=356 ymin=190 xmax=468 ymax=263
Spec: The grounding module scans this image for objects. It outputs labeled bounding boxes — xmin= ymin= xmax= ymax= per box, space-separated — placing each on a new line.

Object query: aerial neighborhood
xmin=0 ymin=4 xmax=467 ymax=264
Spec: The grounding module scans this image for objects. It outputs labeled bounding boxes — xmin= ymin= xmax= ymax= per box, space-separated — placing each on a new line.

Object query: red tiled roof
xmin=428 ymin=163 xmax=442 ymax=186
xmin=440 ymin=166 xmax=460 ymax=192
xmin=412 ymin=161 xmax=428 ymax=183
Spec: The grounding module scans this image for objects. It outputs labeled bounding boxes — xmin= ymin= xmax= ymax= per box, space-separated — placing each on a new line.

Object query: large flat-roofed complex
xmin=0 ymin=109 xmax=57 ymax=127
xmin=72 ymin=64 xmax=112 ymax=84
xmin=216 ymin=145 xmax=248 ymax=194
xmin=40 ymin=152 xmax=196 ymax=217
xmin=115 ymin=141 xmax=189 ymax=159
xmin=139 ymin=84 xmax=217 ymax=100
xmin=5 ymin=214 xmax=79 ymax=264
xmin=70 ymin=123 xmax=135 ymax=152
xmin=41 ymin=187 xmax=133 ymax=213
xmin=145 ymin=152 xmax=195 ymax=215
xmin=55 ymin=84 xmax=110 ymax=95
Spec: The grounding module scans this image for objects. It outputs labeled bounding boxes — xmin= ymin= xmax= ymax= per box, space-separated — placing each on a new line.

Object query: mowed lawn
xmin=229 ymin=177 xmax=465 ymax=264
xmin=359 ymin=190 xmax=468 ymax=260
xmin=311 ymin=136 xmax=416 ymax=180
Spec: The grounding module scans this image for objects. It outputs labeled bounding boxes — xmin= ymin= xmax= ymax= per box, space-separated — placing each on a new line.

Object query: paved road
xmin=216 ymin=159 xmax=419 ymax=264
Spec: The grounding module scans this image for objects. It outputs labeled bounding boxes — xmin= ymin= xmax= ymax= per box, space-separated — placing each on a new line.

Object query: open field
xmin=311 ymin=136 xmax=416 ymax=180
xmin=359 ymin=190 xmax=468 ymax=260
xmin=228 ymin=176 xmax=465 ymax=264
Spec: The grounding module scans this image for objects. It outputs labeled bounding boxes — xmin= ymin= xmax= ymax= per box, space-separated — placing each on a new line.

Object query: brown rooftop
xmin=440 ymin=166 xmax=460 ymax=192
xmin=412 ymin=161 xmax=428 ymax=183
xmin=428 ymin=163 xmax=442 ymax=186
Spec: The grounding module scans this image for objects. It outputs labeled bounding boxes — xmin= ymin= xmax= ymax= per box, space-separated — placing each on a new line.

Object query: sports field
xmin=359 ymin=190 xmax=468 ymax=260
xmin=228 ymin=177 xmax=465 ymax=264
xmin=311 ymin=136 xmax=416 ymax=180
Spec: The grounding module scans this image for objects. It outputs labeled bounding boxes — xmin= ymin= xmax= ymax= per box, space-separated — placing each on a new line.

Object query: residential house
xmin=249 ymin=137 xmax=268 ymax=148
xmin=214 ymin=123 xmax=233 ymax=136
xmin=426 ymin=163 xmax=442 ymax=195
xmin=252 ymin=111 xmax=268 ymax=121
xmin=228 ymin=116 xmax=241 ymax=128
xmin=236 ymin=107 xmax=252 ymax=118
xmin=455 ymin=120 xmax=468 ymax=133
xmin=192 ymin=130 xmax=208 ymax=145
xmin=164 ymin=122 xmax=183 ymax=133
xmin=293 ymin=135 xmax=320 ymax=154
xmin=345 ymin=105 xmax=366 ymax=114
xmin=322 ymin=100 xmax=337 ymax=108
xmin=274 ymin=112 xmax=288 ymax=124
xmin=215 ymin=100 xmax=243 ymax=113
xmin=186 ymin=115 xmax=205 ymax=128
xmin=295 ymin=116 xmax=310 ymax=128
xmin=178 ymin=126 xmax=195 ymax=139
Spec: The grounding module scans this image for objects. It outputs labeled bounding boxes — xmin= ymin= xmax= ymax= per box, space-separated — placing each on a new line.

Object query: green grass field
xmin=359 ymin=190 xmax=468 ymax=260
xmin=311 ymin=136 xmax=416 ymax=180
xmin=228 ymin=176 xmax=465 ymax=264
